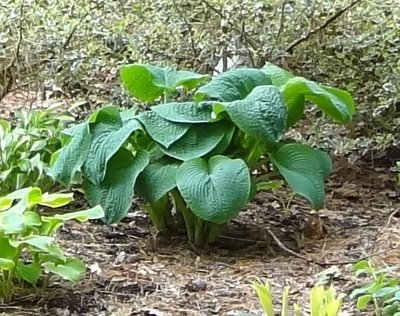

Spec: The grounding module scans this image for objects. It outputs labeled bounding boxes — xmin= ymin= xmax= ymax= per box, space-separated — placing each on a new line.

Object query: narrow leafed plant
xmin=49 ymin=63 xmax=355 ymax=245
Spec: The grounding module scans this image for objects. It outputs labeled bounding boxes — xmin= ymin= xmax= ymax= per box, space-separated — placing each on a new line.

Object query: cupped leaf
xmin=120 ymin=64 xmax=209 ymax=102
xmin=48 ymin=122 xmax=91 ymax=186
xmin=137 ymin=111 xmax=189 ymax=148
xmin=195 ymin=68 xmax=272 ymax=102
xmin=159 ymin=121 xmax=231 ymax=161
xmin=84 ymin=112 xmax=143 ymax=184
xmin=223 ymin=85 xmax=287 ymax=143
xmin=135 ymin=158 xmax=180 ymax=203
xmin=270 ymin=143 xmax=332 ymax=210
xmin=151 ymin=102 xmax=214 ymax=123
xmin=282 ymin=77 xmax=355 ymax=124
xmin=176 ymin=156 xmax=251 ymax=224
xmin=83 ymin=148 xmax=150 ymax=224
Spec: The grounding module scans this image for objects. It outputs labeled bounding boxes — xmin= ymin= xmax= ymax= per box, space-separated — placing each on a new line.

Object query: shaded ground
xmin=1 ymin=92 xmax=399 ymax=315
xmin=0 ymin=156 xmax=399 ymax=316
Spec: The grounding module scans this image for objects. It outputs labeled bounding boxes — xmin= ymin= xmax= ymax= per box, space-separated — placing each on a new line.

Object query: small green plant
xmin=249 ymin=280 xmax=344 ymax=316
xmin=350 ymin=260 xmax=400 ymax=316
xmin=0 ymin=187 xmax=104 ymax=301
xmin=0 ymin=110 xmax=73 ymax=195
xmin=396 ymin=161 xmax=400 ymax=185
xmin=50 ymin=63 xmax=355 ymax=245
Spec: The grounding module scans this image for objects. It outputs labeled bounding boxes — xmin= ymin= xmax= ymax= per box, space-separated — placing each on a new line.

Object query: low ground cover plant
xmin=350 ymin=260 xmax=400 ymax=315
xmin=0 ymin=110 xmax=73 ymax=195
xmin=243 ymin=280 xmax=344 ymax=316
xmin=50 ymin=63 xmax=355 ymax=245
xmin=0 ymin=187 xmax=103 ymax=301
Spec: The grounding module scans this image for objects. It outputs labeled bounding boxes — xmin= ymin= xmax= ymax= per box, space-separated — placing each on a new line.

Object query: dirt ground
xmin=0 ymin=94 xmax=399 ymax=316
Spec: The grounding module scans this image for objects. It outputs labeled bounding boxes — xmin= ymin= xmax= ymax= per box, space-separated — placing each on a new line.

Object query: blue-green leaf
xmin=48 ymin=122 xmax=91 ymax=186
xmin=177 ymin=156 xmax=251 ymax=224
xmin=223 ymin=85 xmax=287 ymax=143
xmin=152 ymin=102 xmax=214 ymax=123
xmin=195 ymin=68 xmax=273 ymax=102
xmin=159 ymin=121 xmax=230 ymax=161
xmin=135 ymin=158 xmax=180 ymax=203
xmin=84 ymin=148 xmax=150 ymax=224
xmin=270 ymin=143 xmax=332 ymax=210
xmin=137 ymin=111 xmax=189 ymax=148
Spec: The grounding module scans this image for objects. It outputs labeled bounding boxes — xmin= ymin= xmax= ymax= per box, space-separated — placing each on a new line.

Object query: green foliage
xmin=0 ymin=110 xmax=72 ymax=196
xmin=248 ymin=280 xmax=344 ymax=316
xmin=350 ymin=260 xmax=400 ymax=316
xmin=0 ymin=187 xmax=104 ymax=301
xmin=50 ymin=63 xmax=354 ymax=245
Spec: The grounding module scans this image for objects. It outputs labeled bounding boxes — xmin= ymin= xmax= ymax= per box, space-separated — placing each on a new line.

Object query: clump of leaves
xmin=0 ymin=110 xmax=73 ymax=196
xmin=0 ymin=187 xmax=104 ymax=301
xmin=242 ymin=280 xmax=344 ymax=316
xmin=50 ymin=63 xmax=354 ymax=245
xmin=350 ymin=260 xmax=400 ymax=316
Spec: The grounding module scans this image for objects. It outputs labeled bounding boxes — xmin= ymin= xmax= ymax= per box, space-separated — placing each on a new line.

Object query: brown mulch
xmin=0 ymin=157 xmax=398 ymax=316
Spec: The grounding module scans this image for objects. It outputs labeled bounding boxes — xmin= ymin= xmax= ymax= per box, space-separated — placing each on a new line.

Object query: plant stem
xmin=171 ymin=190 xmax=195 ymax=242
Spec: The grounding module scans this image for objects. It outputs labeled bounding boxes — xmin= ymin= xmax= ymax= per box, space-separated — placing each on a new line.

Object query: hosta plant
xmin=0 ymin=187 xmax=104 ymax=300
xmin=50 ymin=63 xmax=355 ymax=245
xmin=0 ymin=110 xmax=73 ymax=195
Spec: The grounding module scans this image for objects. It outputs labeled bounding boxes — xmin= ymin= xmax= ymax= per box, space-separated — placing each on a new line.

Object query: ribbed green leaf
xmin=137 ymin=111 xmax=189 ymax=148
xmin=84 ymin=112 xmax=142 ymax=184
xmin=159 ymin=121 xmax=230 ymax=161
xmin=84 ymin=148 xmax=150 ymax=224
xmin=48 ymin=122 xmax=91 ymax=186
xmin=195 ymin=68 xmax=273 ymax=102
xmin=282 ymin=77 xmax=355 ymax=124
xmin=135 ymin=158 xmax=180 ymax=203
xmin=152 ymin=102 xmax=213 ymax=123
xmin=270 ymin=143 xmax=332 ymax=210
xmin=120 ymin=64 xmax=209 ymax=102
xmin=224 ymin=85 xmax=287 ymax=143
xmin=176 ymin=156 xmax=251 ymax=224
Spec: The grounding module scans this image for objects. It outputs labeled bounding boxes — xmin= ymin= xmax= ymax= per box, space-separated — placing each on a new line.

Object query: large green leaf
xmin=137 ymin=111 xmax=189 ymax=148
xmin=151 ymin=102 xmax=214 ymax=123
xmin=120 ymin=64 xmax=209 ymax=102
xmin=176 ymin=156 xmax=251 ymax=224
xmin=195 ymin=68 xmax=273 ymax=102
xmin=270 ymin=143 xmax=332 ymax=210
xmin=84 ymin=108 xmax=143 ymax=184
xmin=159 ymin=121 xmax=231 ymax=161
xmin=282 ymin=77 xmax=355 ymax=124
xmin=135 ymin=158 xmax=180 ymax=203
xmin=223 ymin=85 xmax=287 ymax=143
xmin=83 ymin=148 xmax=150 ymax=224
xmin=261 ymin=62 xmax=294 ymax=86
xmin=48 ymin=122 xmax=91 ymax=186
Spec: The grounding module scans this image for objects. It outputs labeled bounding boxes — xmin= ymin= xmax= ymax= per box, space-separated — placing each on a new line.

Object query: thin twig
xmin=285 ymin=0 xmax=364 ymax=54
xmin=266 ymin=228 xmax=394 ymax=267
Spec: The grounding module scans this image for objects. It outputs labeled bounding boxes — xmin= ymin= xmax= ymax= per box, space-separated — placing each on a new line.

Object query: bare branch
xmin=285 ymin=0 xmax=364 ymax=54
